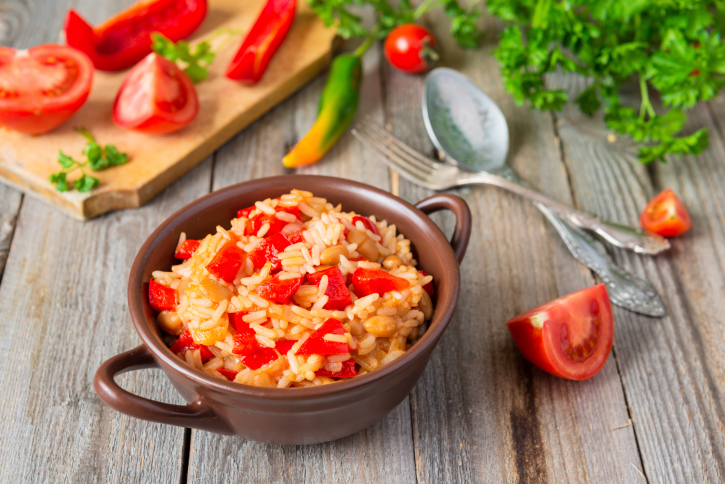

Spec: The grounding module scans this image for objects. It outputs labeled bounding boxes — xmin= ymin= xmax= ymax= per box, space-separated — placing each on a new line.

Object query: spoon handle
xmin=458 ymin=170 xmax=669 ymax=255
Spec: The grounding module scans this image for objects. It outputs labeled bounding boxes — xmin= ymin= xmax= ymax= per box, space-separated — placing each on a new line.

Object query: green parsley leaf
xmin=74 ymin=174 xmax=100 ymax=193
xmin=49 ymin=172 xmax=69 ymax=192
xmin=151 ymin=32 xmax=220 ymax=83
xmin=58 ymin=150 xmax=76 ymax=169
xmin=104 ymin=145 xmax=128 ymax=167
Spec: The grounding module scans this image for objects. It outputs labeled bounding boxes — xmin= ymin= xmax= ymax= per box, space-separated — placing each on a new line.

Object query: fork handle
xmin=459 ymin=171 xmax=669 ymax=255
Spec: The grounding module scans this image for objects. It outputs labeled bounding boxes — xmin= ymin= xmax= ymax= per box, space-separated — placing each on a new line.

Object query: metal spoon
xmin=422 ymin=68 xmax=665 ymax=317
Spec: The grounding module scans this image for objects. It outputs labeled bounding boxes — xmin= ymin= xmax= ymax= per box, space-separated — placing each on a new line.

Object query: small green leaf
xmin=85 ymin=142 xmax=107 ymax=170
xmin=104 ymin=145 xmax=128 ymax=166
xmin=74 ymin=174 xmax=100 ymax=193
xmin=49 ymin=172 xmax=69 ymax=192
xmin=58 ymin=150 xmax=76 ymax=169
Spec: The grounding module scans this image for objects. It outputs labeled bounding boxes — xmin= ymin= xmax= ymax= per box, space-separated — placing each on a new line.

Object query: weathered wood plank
xmin=385 ymin=11 xmax=644 ymax=483
xmin=554 ymin=97 xmax=725 ymax=482
xmin=186 ymin=38 xmax=418 ymax=484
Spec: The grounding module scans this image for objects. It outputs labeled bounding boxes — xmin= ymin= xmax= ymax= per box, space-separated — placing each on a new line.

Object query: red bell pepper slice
xmin=315 ymin=359 xmax=357 ymax=378
xmin=228 ymin=311 xmax=251 ymax=332
xmin=169 ymin=330 xmax=214 ymax=362
xmin=240 ymin=205 xmax=301 ymax=237
xmin=217 ymin=368 xmax=239 ymax=381
xmin=175 ymin=239 xmax=201 ymax=260
xmin=231 ymin=320 xmax=279 ymax=370
xmin=206 ymin=241 xmax=246 ymax=283
xmin=418 ymin=270 xmax=434 ymax=297
xmin=255 ymin=274 xmax=302 ymax=305
xmin=352 ymin=215 xmax=380 ymax=236
xmin=149 ymin=280 xmax=177 ymax=311
xmin=249 ymin=233 xmax=291 ymax=271
xmin=296 ymin=318 xmax=349 ymax=355
xmin=352 ymin=268 xmax=411 ymax=297
xmin=275 ymin=339 xmax=296 ymax=355
xmin=285 ymin=230 xmax=307 ymax=244
xmin=307 ymin=267 xmax=352 ymax=310
xmin=225 ymin=0 xmax=296 ymax=83
xmin=64 ymin=0 xmax=208 ymax=71
xmin=241 ymin=346 xmax=279 ymax=370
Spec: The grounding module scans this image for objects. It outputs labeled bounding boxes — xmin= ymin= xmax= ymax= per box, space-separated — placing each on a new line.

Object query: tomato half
xmin=0 ymin=45 xmax=93 ymax=134
xmin=113 ymin=53 xmax=198 ymax=134
xmin=640 ymin=189 xmax=692 ymax=237
xmin=506 ymin=284 xmax=613 ymax=381
xmin=384 ymin=24 xmax=439 ymax=74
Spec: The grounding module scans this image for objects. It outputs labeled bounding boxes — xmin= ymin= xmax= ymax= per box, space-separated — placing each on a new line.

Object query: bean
xmin=346 ymin=229 xmax=367 ymax=245
xmin=320 ymin=245 xmax=349 ymax=265
xmin=157 ymin=311 xmax=184 ymax=335
xmin=357 ymin=239 xmax=379 ymax=262
xmin=363 ymin=315 xmax=397 ymax=337
xmin=199 ymin=278 xmax=232 ymax=302
xmin=383 ymin=255 xmax=402 ymax=269
xmin=419 ymin=290 xmax=433 ymax=320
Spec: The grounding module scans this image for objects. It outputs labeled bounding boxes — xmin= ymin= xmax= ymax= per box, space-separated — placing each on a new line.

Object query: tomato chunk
xmin=175 ymin=239 xmax=200 ymax=260
xmin=640 ymin=189 xmax=692 ymax=237
xmin=149 ymin=280 xmax=177 ymax=312
xmin=206 ymin=241 xmax=246 ymax=283
xmin=316 ymin=359 xmax=358 ymax=378
xmin=506 ymin=284 xmax=613 ymax=381
xmin=254 ymin=274 xmax=302 ymax=305
xmin=352 ymin=268 xmax=411 ymax=297
xmin=307 ymin=267 xmax=352 ymax=310
xmin=217 ymin=368 xmax=239 ymax=381
xmin=169 ymin=330 xmax=214 ymax=362
xmin=296 ymin=318 xmax=349 ymax=355
xmin=249 ymin=233 xmax=291 ymax=271
xmin=352 ymin=215 xmax=380 ymax=236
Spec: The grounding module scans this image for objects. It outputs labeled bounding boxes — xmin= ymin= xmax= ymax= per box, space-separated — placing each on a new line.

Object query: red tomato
xmin=352 ymin=268 xmax=411 ymax=297
xmin=307 ymin=267 xmax=352 ymax=310
xmin=64 ymin=0 xmax=207 ymax=71
xmin=254 ymin=273 xmax=303 ymax=305
xmin=640 ymin=189 xmax=692 ymax=237
xmin=206 ymin=241 xmax=246 ymax=283
xmin=316 ymin=359 xmax=357 ymax=378
xmin=174 ymin=239 xmax=200 ymax=260
xmin=148 ymin=280 xmax=177 ymax=312
xmin=113 ymin=53 xmax=199 ymax=135
xmin=296 ymin=318 xmax=349 ymax=356
xmin=0 ymin=45 xmax=93 ymax=134
xmin=384 ymin=24 xmax=439 ymax=74
xmin=506 ymin=284 xmax=614 ymax=381
xmin=169 ymin=330 xmax=214 ymax=362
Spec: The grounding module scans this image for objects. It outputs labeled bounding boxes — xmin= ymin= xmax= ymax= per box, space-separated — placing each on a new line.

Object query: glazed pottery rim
xmin=128 ymin=175 xmax=460 ymax=400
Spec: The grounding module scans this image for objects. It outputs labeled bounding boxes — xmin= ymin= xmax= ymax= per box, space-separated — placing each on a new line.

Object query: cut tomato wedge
xmin=0 ymin=45 xmax=93 ymax=134
xmin=506 ymin=284 xmax=613 ymax=381
xmin=640 ymin=188 xmax=692 ymax=237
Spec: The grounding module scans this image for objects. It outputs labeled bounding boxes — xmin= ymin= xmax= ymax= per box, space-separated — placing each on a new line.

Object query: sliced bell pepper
xmin=419 ymin=270 xmax=434 ymax=297
xmin=64 ymin=0 xmax=208 ymax=71
xmin=245 ymin=205 xmax=302 ymax=237
xmin=352 ymin=215 xmax=380 ymax=236
xmin=241 ymin=346 xmax=279 ymax=370
xmin=225 ymin=0 xmax=296 ymax=83
xmin=149 ymin=280 xmax=177 ymax=311
xmin=296 ymin=318 xmax=349 ymax=355
xmin=254 ymin=274 xmax=303 ymax=305
xmin=352 ymin=268 xmax=410 ymax=297
xmin=217 ymin=368 xmax=239 ymax=381
xmin=169 ymin=330 xmax=214 ymax=362
xmin=249 ymin=232 xmax=291 ymax=271
xmin=306 ymin=267 xmax=352 ymax=310
xmin=228 ymin=311 xmax=250 ymax=332
xmin=206 ymin=241 xmax=246 ymax=283
xmin=316 ymin=359 xmax=357 ymax=378
xmin=285 ymin=230 xmax=307 ymax=244
xmin=275 ymin=339 xmax=296 ymax=355
xmin=175 ymin=239 xmax=200 ymax=260
xmin=232 ymin=321 xmax=279 ymax=370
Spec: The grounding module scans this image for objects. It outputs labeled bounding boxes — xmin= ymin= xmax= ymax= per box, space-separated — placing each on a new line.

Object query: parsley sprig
xmin=49 ymin=127 xmax=128 ymax=193
xmin=487 ymin=0 xmax=725 ymax=163
xmin=151 ymin=29 xmax=240 ymax=83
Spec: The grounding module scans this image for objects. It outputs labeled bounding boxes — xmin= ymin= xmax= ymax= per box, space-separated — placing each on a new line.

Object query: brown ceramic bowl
xmin=94 ymin=175 xmax=471 ymax=444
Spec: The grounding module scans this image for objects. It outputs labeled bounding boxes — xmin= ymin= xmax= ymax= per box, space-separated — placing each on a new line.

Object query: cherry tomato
xmin=640 ymin=189 xmax=692 ymax=237
xmin=506 ymin=284 xmax=614 ymax=381
xmin=384 ymin=24 xmax=439 ymax=74
xmin=0 ymin=45 xmax=93 ymax=134
xmin=113 ymin=53 xmax=199 ymax=135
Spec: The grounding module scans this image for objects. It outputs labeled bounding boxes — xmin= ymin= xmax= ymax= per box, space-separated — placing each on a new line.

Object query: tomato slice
xmin=148 ymin=280 xmax=177 ymax=312
xmin=113 ymin=53 xmax=199 ymax=134
xmin=640 ymin=189 xmax=692 ymax=237
xmin=506 ymin=284 xmax=613 ymax=381
xmin=0 ymin=45 xmax=93 ymax=134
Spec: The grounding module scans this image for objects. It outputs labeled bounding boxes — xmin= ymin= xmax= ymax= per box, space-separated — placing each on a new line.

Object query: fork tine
xmin=351 ymin=129 xmax=439 ymax=189
xmin=355 ymin=122 xmax=435 ymax=175
xmin=361 ymin=117 xmax=440 ymax=169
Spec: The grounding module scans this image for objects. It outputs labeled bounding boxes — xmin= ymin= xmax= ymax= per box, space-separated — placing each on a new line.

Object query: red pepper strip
xmin=241 ymin=347 xmax=279 ymax=370
xmin=64 ymin=0 xmax=208 ymax=71
xmin=285 ymin=230 xmax=307 ymax=244
xmin=307 ymin=267 xmax=352 ymax=310
xmin=316 ymin=359 xmax=357 ymax=378
xmin=217 ymin=368 xmax=239 ymax=381
xmin=255 ymin=274 xmax=303 ymax=305
xmin=246 ymin=206 xmax=301 ymax=237
xmin=149 ymin=280 xmax=177 ymax=311
xmin=170 ymin=330 xmax=214 ymax=362
xmin=249 ymin=233 xmax=291 ymax=271
xmin=352 ymin=268 xmax=410 ymax=297
xmin=175 ymin=239 xmax=200 ymax=260
xmin=419 ymin=270 xmax=434 ymax=297
xmin=228 ymin=311 xmax=251 ymax=332
xmin=206 ymin=241 xmax=246 ymax=283
xmin=275 ymin=339 xmax=296 ymax=355
xmin=296 ymin=318 xmax=349 ymax=355
xmin=352 ymin=216 xmax=380 ymax=236
xmin=232 ymin=322 xmax=258 ymax=357
xmin=225 ymin=0 xmax=296 ymax=83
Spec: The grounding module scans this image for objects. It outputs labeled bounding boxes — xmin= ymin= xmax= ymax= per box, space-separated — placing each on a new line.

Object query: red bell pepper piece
xmin=285 ymin=230 xmax=307 ymax=244
xmin=352 ymin=215 xmax=380 ymax=236
xmin=64 ymin=0 xmax=208 ymax=71
xmin=228 ymin=311 xmax=251 ymax=332
xmin=307 ymin=267 xmax=352 ymax=310
xmin=275 ymin=339 xmax=296 ymax=355
xmin=231 ymin=320 xmax=279 ymax=370
xmin=149 ymin=280 xmax=177 ymax=311
xmin=296 ymin=318 xmax=349 ymax=355
xmin=239 ymin=205 xmax=301 ymax=237
xmin=419 ymin=270 xmax=434 ymax=297
xmin=315 ymin=359 xmax=357 ymax=378
xmin=217 ymin=368 xmax=239 ymax=381
xmin=225 ymin=0 xmax=296 ymax=83
xmin=169 ymin=330 xmax=214 ymax=362
xmin=206 ymin=241 xmax=246 ymax=283
xmin=255 ymin=274 xmax=302 ymax=305
xmin=175 ymin=239 xmax=201 ymax=260
xmin=352 ymin=268 xmax=411 ymax=297
xmin=249 ymin=233 xmax=291 ymax=271
xmin=237 ymin=206 xmax=255 ymax=219
xmin=241 ymin=346 xmax=279 ymax=370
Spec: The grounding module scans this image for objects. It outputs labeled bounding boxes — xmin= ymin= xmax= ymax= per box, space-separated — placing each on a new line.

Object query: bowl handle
xmin=415 ymin=193 xmax=472 ymax=264
xmin=94 ymin=345 xmax=233 ymax=435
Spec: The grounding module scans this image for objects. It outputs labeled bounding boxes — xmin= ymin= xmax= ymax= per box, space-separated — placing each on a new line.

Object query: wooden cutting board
xmin=0 ymin=0 xmax=337 ymax=220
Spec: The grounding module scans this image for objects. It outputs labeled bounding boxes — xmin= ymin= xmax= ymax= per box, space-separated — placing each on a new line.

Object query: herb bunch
xmin=487 ymin=0 xmax=725 ymax=163
xmin=309 ymin=0 xmax=484 ymax=48
xmin=151 ymin=29 xmax=240 ymax=83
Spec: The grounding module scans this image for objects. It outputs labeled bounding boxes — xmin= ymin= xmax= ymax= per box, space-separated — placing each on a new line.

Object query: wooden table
xmin=1 ymin=2 xmax=723 ymax=483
